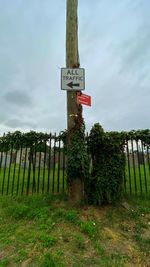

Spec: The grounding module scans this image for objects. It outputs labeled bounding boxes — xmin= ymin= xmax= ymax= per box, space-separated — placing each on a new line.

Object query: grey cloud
xmin=117 ymin=25 xmax=150 ymax=73
xmin=4 ymin=90 xmax=32 ymax=107
xmin=5 ymin=118 xmax=37 ymax=129
xmin=0 ymin=0 xmax=149 ymax=134
xmin=104 ymin=104 xmax=150 ymax=131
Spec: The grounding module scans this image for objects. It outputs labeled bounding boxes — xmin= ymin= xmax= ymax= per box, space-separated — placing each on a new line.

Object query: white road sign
xmin=61 ymin=68 xmax=85 ymax=91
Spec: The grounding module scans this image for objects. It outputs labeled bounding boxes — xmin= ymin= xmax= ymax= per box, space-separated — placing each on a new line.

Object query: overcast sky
xmin=0 ymin=0 xmax=149 ymax=134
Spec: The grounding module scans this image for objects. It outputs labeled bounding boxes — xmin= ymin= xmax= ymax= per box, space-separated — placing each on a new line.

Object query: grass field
xmin=125 ymin=164 xmax=150 ymax=196
xmin=0 ymin=195 xmax=150 ymax=266
xmin=1 ymin=163 xmax=150 ymax=197
xmin=0 ymin=164 xmax=66 ymax=196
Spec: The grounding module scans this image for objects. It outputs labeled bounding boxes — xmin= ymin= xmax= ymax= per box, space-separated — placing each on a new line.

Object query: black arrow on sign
xmin=67 ymin=82 xmax=80 ymax=89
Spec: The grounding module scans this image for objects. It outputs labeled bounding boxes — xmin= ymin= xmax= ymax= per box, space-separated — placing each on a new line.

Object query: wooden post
xmin=66 ymin=0 xmax=84 ymax=203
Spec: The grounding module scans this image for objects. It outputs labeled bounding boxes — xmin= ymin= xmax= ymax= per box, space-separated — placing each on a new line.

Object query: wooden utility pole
xmin=66 ymin=0 xmax=81 ymax=129
xmin=66 ymin=0 xmax=84 ymax=202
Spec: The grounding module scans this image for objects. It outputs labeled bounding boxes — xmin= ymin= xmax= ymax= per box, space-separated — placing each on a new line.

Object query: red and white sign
xmin=77 ymin=93 xmax=91 ymax=107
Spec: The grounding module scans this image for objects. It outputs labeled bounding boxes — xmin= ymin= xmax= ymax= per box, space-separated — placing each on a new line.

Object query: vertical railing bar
xmin=37 ymin=151 xmax=41 ymax=194
xmin=124 ymin=171 xmax=126 ymax=193
xmin=131 ymin=139 xmax=137 ymax=195
xmin=136 ymin=140 xmax=142 ymax=195
xmin=32 ymin=144 xmax=36 ymax=194
xmin=16 ymin=145 xmax=23 ymax=195
xmin=26 ymin=146 xmax=32 ymax=196
xmin=0 ymin=151 xmax=3 ymax=192
xmin=52 ymin=133 xmax=56 ymax=193
xmin=11 ymin=149 xmax=17 ymax=195
xmin=47 ymin=134 xmax=52 ymax=193
xmin=2 ymin=151 xmax=8 ymax=195
xmin=0 ymin=134 xmax=5 ymax=193
xmin=7 ymin=145 xmax=13 ymax=195
xmin=124 ymin=142 xmax=127 ymax=193
xmin=147 ymin=146 xmax=150 ymax=176
xmin=0 ymin=151 xmax=3 ymax=173
xmin=0 ymin=134 xmax=5 ymax=175
xmin=141 ymin=140 xmax=147 ymax=194
xmin=42 ymin=140 xmax=47 ymax=193
xmin=57 ymin=136 xmax=61 ymax=193
xmin=127 ymin=140 xmax=132 ymax=194
xmin=62 ymin=144 xmax=65 ymax=193
xmin=21 ymin=147 xmax=27 ymax=195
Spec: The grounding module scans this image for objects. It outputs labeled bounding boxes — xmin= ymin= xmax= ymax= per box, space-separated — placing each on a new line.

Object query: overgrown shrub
xmin=86 ymin=123 xmax=126 ymax=205
xmin=66 ymin=122 xmax=89 ymax=182
xmin=60 ymin=117 xmax=89 ymax=190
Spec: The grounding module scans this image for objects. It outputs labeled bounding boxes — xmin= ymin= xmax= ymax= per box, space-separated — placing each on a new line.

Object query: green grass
xmin=0 ymin=162 xmax=150 ymax=197
xmin=0 ymin=195 xmax=150 ymax=266
xmin=125 ymin=163 xmax=150 ymax=196
xmin=0 ymin=164 xmax=66 ymax=195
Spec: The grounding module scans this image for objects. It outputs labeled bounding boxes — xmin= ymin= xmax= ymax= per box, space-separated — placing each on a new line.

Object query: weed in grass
xmin=56 ymin=250 xmax=64 ymax=257
xmin=128 ymin=209 xmax=140 ymax=220
xmin=0 ymin=223 xmax=18 ymax=246
xmin=0 ymin=223 xmax=18 ymax=238
xmin=94 ymin=242 xmax=129 ymax=266
xmin=6 ymin=204 xmax=29 ymax=219
xmin=0 ymin=234 xmax=12 ymax=246
xmin=73 ymin=256 xmax=100 ymax=267
xmin=134 ymin=234 xmax=150 ymax=253
xmin=39 ymin=234 xmax=57 ymax=248
xmin=39 ymin=218 xmax=55 ymax=232
xmin=138 ymin=206 xmax=150 ymax=213
xmin=27 ymin=207 xmax=49 ymax=221
xmin=134 ymin=233 xmax=143 ymax=243
xmin=47 ymin=218 xmax=55 ymax=227
xmin=52 ymin=208 xmax=79 ymax=224
xmin=135 ymin=224 xmax=143 ymax=235
xmin=39 ymin=223 xmax=48 ymax=230
xmin=2 ymin=196 xmax=66 ymax=222
xmin=80 ymin=220 xmax=96 ymax=238
xmin=105 ymin=252 xmax=129 ymax=267
xmin=94 ymin=241 xmax=105 ymax=256
xmin=134 ymin=221 xmax=148 ymax=234
xmin=40 ymin=253 xmax=64 ymax=267
xmin=110 ymin=252 xmax=129 ymax=263
xmin=104 ymin=210 xmax=116 ymax=224
xmin=52 ymin=208 xmax=66 ymax=221
xmin=0 ymin=258 xmax=9 ymax=267
xmin=14 ymin=230 xmax=34 ymax=247
xmin=61 ymin=232 xmax=70 ymax=243
xmin=98 ymin=252 xmax=128 ymax=267
xmin=64 ymin=210 xmax=79 ymax=223
xmin=14 ymin=249 xmax=28 ymax=263
xmin=120 ymin=223 xmax=130 ymax=232
xmin=127 ymin=196 xmax=150 ymax=211
xmin=26 ymin=195 xmax=52 ymax=208
xmin=74 ymin=234 xmax=85 ymax=250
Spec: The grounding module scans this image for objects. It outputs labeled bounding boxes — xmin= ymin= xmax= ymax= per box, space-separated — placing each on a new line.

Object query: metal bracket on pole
xmin=69 ymin=114 xmax=78 ymax=117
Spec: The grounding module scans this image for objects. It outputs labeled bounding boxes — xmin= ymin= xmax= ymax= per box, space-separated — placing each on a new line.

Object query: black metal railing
xmin=0 ymin=134 xmax=66 ymax=195
xmin=0 ymin=134 xmax=150 ymax=196
xmin=124 ymin=139 xmax=150 ymax=196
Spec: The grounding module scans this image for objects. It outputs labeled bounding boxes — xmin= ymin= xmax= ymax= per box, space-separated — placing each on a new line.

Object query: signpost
xmin=61 ymin=68 xmax=91 ymax=107
xmin=61 ymin=68 xmax=85 ymax=91
xmin=77 ymin=93 xmax=91 ymax=106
